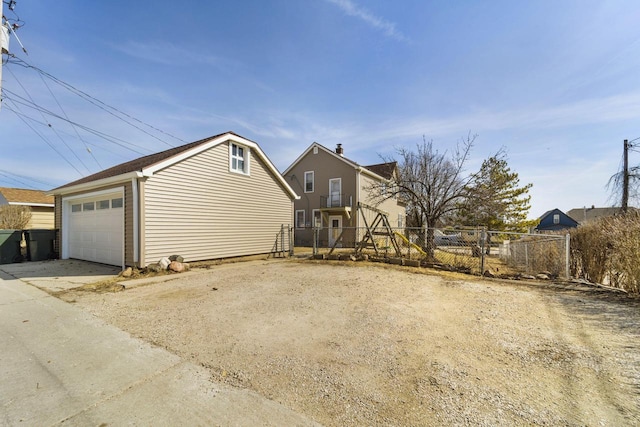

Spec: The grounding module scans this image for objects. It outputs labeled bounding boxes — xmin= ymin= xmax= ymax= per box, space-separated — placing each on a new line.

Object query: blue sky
xmin=1 ymin=0 xmax=639 ymax=218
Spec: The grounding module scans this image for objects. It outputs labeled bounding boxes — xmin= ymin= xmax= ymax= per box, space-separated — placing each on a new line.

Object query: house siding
xmin=286 ymin=148 xmax=357 ymax=245
xmin=54 ymin=182 xmax=134 ymax=266
xmin=358 ymin=173 xmax=405 ymax=228
xmin=28 ymin=207 xmax=54 ymax=229
xmin=142 ymin=142 xmax=292 ymax=264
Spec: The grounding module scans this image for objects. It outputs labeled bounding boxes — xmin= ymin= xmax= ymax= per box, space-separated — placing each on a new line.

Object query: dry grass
xmin=571 ymin=212 xmax=640 ymax=293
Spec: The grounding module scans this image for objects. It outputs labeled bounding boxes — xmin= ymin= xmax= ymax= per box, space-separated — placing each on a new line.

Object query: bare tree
xmin=381 ymin=134 xmax=477 ymax=258
xmin=0 ymin=205 xmax=32 ymax=229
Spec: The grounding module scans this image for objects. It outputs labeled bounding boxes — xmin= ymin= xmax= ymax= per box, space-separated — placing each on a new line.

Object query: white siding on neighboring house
xmin=358 ymin=173 xmax=405 ymax=229
xmin=27 ymin=206 xmax=54 ymax=229
xmin=143 ymin=143 xmax=292 ymax=264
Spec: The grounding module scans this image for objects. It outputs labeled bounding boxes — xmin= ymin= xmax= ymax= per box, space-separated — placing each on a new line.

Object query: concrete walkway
xmin=0 ymin=261 xmax=319 ymax=426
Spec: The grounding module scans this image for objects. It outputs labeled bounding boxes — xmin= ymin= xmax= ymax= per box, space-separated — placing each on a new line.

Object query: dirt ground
xmin=61 ymin=259 xmax=640 ymax=426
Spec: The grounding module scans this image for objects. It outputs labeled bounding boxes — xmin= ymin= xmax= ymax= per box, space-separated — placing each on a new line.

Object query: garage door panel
xmin=66 ymin=192 xmax=124 ymax=266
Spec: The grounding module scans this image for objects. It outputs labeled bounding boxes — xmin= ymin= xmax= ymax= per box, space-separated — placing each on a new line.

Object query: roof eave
xmin=8 ymin=202 xmax=54 ymax=208
xmin=48 ymin=171 xmax=144 ymax=196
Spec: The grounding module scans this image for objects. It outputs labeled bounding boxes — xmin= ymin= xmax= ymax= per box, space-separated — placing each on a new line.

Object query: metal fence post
xmin=480 ymin=229 xmax=486 ymax=276
xmin=289 ymin=225 xmax=294 ymax=257
xmin=565 ymin=233 xmax=571 ymax=279
xmin=313 ymin=227 xmax=317 ymax=255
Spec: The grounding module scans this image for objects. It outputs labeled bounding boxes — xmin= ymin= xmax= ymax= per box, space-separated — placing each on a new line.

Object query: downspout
xmin=131 ymin=177 xmax=139 ymax=266
xmin=355 ymin=169 xmax=361 ymax=228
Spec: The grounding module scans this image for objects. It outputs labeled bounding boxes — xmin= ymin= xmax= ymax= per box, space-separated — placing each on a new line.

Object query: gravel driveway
xmin=61 ymin=259 xmax=640 ymax=426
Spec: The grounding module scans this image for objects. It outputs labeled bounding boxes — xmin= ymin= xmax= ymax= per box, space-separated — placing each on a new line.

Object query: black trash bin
xmin=0 ymin=229 xmax=23 ymax=264
xmin=25 ymin=229 xmax=57 ymax=262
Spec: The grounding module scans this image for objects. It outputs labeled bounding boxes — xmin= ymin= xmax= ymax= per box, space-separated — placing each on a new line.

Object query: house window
xmin=71 ymin=204 xmax=81 ymax=213
xmin=304 ymin=171 xmax=314 ymax=193
xmin=313 ymin=209 xmax=322 ymax=228
xmin=380 ymin=182 xmax=387 ymax=195
xmin=82 ymin=202 xmax=95 ymax=211
xmin=553 ymin=214 xmax=560 ymax=224
xmin=295 ymin=210 xmax=305 ymax=229
xmin=97 ymin=200 xmax=110 ymax=210
xmin=230 ymin=142 xmax=250 ymax=174
xmin=112 ymin=198 xmax=123 ymax=208
xmin=398 ymin=213 xmax=403 ymax=229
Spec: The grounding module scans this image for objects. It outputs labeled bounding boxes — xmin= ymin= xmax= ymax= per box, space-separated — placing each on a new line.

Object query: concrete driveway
xmin=0 ymin=260 xmax=319 ymax=426
xmin=0 ymin=259 xmax=121 ymax=292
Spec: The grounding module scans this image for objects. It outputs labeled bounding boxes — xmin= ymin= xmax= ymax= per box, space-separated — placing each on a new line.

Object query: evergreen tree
xmin=458 ymin=152 xmax=535 ymax=232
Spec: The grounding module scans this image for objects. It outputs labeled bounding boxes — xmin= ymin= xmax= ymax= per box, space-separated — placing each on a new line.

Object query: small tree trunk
xmin=424 ymin=221 xmax=436 ymax=260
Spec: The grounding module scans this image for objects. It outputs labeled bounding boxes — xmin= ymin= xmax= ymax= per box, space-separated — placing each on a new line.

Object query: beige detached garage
xmin=50 ymin=132 xmax=298 ymax=269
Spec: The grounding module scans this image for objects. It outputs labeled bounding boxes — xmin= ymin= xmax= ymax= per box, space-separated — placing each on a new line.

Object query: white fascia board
xmin=283 ymin=142 xmax=317 ymax=176
xmin=9 ymin=202 xmax=54 ymax=208
xmin=61 ymin=186 xmax=125 ymax=202
xmin=48 ymin=172 xmax=143 ymax=196
xmin=143 ymin=132 xmax=300 ymax=200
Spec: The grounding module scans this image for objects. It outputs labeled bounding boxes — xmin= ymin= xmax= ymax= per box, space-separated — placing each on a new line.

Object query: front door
xmin=328 ymin=215 xmax=342 ymax=247
xmin=329 ymin=178 xmax=341 ymax=207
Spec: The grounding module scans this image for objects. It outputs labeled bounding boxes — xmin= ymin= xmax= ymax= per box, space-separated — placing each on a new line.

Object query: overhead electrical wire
xmin=37 ymin=71 xmax=103 ymax=170
xmin=2 ymin=88 xmax=152 ymax=155
xmin=3 ymin=98 xmax=85 ymax=176
xmin=0 ymin=169 xmax=54 ymax=190
xmin=4 ymin=66 xmax=94 ymax=174
xmin=8 ymin=57 xmax=185 ymax=147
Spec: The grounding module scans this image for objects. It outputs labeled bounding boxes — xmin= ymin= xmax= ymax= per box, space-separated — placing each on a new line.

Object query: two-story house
xmin=283 ymin=142 xmax=405 ymax=247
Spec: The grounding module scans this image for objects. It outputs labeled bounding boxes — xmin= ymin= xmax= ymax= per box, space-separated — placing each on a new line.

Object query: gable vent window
xmin=230 ymin=142 xmax=250 ymax=175
xmin=304 ymin=171 xmax=314 ymax=193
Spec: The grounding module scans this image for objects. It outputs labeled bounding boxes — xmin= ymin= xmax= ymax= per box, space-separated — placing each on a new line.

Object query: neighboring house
xmin=566 ymin=206 xmax=637 ymax=224
xmin=535 ymin=208 xmax=578 ymax=232
xmin=49 ymin=132 xmax=299 ymax=269
xmin=0 ymin=187 xmax=54 ymax=229
xmin=283 ymin=142 xmax=406 ymax=247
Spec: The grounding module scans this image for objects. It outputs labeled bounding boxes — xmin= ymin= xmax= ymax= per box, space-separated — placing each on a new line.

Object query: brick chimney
xmin=336 ymin=143 xmax=344 ymax=156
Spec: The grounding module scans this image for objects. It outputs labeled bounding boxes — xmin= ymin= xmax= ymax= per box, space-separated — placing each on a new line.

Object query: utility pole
xmin=1 ymin=0 xmax=25 ymax=109
xmin=1 ymin=0 xmax=7 ymax=105
xmin=622 ymin=139 xmax=629 ymax=213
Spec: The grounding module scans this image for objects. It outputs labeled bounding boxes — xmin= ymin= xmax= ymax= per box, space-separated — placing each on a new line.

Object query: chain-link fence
xmin=302 ymin=226 xmax=570 ymax=279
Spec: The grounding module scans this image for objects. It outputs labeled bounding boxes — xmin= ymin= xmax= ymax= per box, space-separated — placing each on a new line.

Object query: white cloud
xmin=325 ymin=0 xmax=409 ymax=42
xmin=109 ymin=40 xmax=232 ymax=68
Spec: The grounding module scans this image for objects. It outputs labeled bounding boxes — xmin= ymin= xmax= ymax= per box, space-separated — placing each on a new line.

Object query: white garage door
xmin=66 ymin=192 xmax=124 ymax=266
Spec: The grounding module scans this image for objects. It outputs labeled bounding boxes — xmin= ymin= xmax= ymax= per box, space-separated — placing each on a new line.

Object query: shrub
xmin=570 ymin=212 xmax=640 ymax=293
xmin=0 ymin=205 xmax=32 ymax=229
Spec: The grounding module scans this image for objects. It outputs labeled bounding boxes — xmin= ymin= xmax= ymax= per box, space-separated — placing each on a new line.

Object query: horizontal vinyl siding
xmin=27 ymin=207 xmax=54 ymax=229
xmin=143 ymin=143 xmax=292 ymax=263
xmin=359 ymin=174 xmax=405 ymax=228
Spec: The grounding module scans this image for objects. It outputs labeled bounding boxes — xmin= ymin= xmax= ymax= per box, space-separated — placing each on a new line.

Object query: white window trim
xmin=553 ymin=214 xmax=560 ymax=224
xmin=304 ymin=171 xmax=314 ymax=193
xmin=312 ymin=209 xmax=322 ymax=228
xmin=229 ymin=142 xmax=250 ymax=175
xmin=295 ymin=210 xmax=306 ymax=229
xmin=329 ymin=177 xmax=342 ymax=207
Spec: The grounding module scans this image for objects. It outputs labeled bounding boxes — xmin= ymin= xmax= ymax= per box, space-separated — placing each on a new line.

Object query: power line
xmin=3 ymin=98 xmax=85 ymax=176
xmin=38 ymin=71 xmax=102 ymax=170
xmin=8 ymin=57 xmax=185 ymax=147
xmin=0 ymin=170 xmax=54 ymax=190
xmin=0 ymin=169 xmax=54 ymax=188
xmin=5 ymin=65 xmax=93 ymax=174
xmin=2 ymin=89 xmax=152 ymax=155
